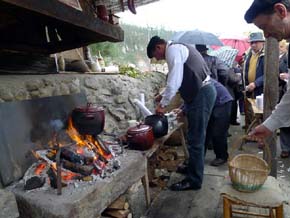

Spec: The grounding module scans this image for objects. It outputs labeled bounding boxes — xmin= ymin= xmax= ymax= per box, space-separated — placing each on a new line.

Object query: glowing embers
xmin=24 ymin=117 xmax=122 ymax=191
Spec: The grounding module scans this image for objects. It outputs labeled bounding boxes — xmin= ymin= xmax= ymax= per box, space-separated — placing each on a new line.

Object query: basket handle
xmin=229 ymin=135 xmax=271 ymax=169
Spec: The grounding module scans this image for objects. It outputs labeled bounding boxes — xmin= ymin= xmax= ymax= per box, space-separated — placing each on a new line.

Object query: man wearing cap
xmin=195 ymin=44 xmax=229 ymax=86
xmin=146 ymin=36 xmax=217 ymax=191
xmin=244 ymin=32 xmax=265 ymax=98
xmin=244 ymin=0 xmax=290 ymax=138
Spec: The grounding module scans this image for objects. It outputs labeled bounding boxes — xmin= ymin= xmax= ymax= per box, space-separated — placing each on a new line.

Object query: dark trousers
xmin=230 ymin=86 xmax=243 ymax=123
xmin=280 ymin=127 xmax=290 ymax=152
xmin=205 ymin=101 xmax=232 ymax=160
xmin=186 ymin=83 xmax=216 ymax=187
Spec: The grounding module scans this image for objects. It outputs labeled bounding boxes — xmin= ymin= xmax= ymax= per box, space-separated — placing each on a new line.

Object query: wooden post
xmin=141 ymin=158 xmax=151 ymax=208
xmin=275 ymin=204 xmax=284 ymax=218
xmin=222 ymin=196 xmax=231 ymax=218
xmin=263 ymin=37 xmax=279 ymax=177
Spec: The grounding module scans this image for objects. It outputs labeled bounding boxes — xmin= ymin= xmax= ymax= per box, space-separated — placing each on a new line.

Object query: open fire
xmin=23 ymin=116 xmax=122 ymax=191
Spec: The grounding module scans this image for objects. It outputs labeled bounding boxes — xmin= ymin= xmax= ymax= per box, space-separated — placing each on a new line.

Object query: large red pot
xmin=127 ymin=124 xmax=154 ymax=151
xmin=71 ymin=103 xmax=105 ymax=135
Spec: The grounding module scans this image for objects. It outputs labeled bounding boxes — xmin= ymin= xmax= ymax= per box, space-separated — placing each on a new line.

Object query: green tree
xmin=89 ymin=24 xmax=176 ymax=66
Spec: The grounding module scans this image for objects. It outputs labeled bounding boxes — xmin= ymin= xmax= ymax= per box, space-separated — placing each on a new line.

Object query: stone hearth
xmin=8 ymin=150 xmax=146 ymax=218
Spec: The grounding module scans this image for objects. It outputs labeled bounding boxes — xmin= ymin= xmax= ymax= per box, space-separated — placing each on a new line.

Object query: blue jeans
xmin=185 ymin=83 xmax=216 ymax=187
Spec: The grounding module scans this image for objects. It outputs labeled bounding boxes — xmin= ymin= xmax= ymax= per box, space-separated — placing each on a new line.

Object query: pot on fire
xmin=71 ymin=103 xmax=105 ymax=135
xmin=127 ymin=124 xmax=154 ymax=151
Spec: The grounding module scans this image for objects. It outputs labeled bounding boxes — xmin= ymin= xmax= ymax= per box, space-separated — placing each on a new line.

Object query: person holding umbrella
xmin=147 ymin=36 xmax=217 ymax=191
xmin=195 ymin=44 xmax=229 ymax=86
xmin=244 ymin=0 xmax=290 ymax=139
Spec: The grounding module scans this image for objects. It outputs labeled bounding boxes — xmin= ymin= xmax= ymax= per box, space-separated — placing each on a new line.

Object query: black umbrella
xmin=171 ymin=30 xmax=223 ymax=46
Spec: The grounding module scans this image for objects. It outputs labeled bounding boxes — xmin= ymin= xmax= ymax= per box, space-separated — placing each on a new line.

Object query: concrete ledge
xmin=9 ymin=150 xmax=146 ymax=218
xmin=0 ymin=189 xmax=19 ymax=218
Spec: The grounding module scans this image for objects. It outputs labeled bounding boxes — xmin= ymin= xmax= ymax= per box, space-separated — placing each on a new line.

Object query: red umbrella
xmin=212 ymin=38 xmax=250 ymax=63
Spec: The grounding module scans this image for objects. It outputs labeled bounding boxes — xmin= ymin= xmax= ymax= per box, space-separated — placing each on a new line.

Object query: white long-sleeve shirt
xmin=263 ymin=84 xmax=290 ymax=131
xmin=160 ymin=43 xmax=189 ymax=107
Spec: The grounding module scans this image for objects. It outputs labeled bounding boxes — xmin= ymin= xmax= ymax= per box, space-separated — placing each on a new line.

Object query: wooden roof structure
xmin=0 ymin=0 xmax=159 ymax=54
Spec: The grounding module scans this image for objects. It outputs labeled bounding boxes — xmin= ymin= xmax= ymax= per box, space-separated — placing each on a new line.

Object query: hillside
xmin=89 ymin=23 xmax=175 ymax=70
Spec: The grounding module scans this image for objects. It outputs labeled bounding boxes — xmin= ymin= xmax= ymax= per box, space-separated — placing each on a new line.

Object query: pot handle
xmin=85 ymin=103 xmax=90 ymax=113
xmin=156 ymin=112 xmax=165 ymax=117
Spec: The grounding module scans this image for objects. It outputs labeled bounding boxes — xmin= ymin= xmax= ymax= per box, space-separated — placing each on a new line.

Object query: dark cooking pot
xmin=127 ymin=124 xmax=154 ymax=151
xmin=71 ymin=103 xmax=105 ymax=135
xmin=144 ymin=114 xmax=168 ymax=138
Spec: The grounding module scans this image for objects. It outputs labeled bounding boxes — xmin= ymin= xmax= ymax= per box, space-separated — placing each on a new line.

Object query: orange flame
xmin=67 ymin=117 xmax=112 ymax=160
xmin=67 ymin=118 xmax=87 ymax=147
xmin=87 ymin=135 xmax=112 ymax=160
xmin=33 ymin=117 xmax=114 ymax=181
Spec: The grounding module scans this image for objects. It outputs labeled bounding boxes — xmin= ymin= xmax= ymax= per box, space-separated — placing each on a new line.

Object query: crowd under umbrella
xmin=212 ymin=37 xmax=250 ymax=63
xmin=209 ymin=46 xmax=239 ymax=68
xmin=171 ymin=30 xmax=224 ymax=46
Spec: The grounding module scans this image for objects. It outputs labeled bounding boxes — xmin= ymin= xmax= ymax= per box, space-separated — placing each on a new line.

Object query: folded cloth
xmin=220 ymin=176 xmax=287 ymax=207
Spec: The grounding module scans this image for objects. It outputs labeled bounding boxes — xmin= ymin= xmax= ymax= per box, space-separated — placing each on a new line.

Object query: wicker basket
xmin=228 ymin=136 xmax=271 ymax=192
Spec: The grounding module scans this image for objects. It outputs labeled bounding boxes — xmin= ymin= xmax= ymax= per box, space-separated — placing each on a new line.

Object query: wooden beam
xmin=0 ymin=0 xmax=124 ymax=54
xmin=1 ymin=0 xmax=124 ymax=40
xmin=263 ymin=37 xmax=279 ymax=177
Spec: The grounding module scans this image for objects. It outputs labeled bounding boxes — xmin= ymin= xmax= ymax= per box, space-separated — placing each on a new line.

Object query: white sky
xmin=117 ymin=0 xmax=260 ymax=37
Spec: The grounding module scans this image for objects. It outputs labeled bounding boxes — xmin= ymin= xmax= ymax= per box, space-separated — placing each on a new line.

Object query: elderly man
xmin=244 ymin=32 xmax=265 ymax=98
xmin=147 ymin=36 xmax=216 ymax=190
xmin=245 ymin=0 xmax=290 ymax=138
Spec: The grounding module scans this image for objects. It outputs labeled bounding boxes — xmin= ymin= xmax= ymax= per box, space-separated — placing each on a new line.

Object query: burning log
xmin=47 ymin=167 xmax=67 ymax=189
xmin=24 ymin=176 xmax=45 ymax=190
xmin=61 ymin=148 xmax=84 ymax=164
xmin=86 ymin=141 xmax=109 ymax=164
xmin=62 ymin=160 xmax=94 ymax=176
xmin=95 ymin=135 xmax=112 ymax=156
xmin=61 ymin=147 xmax=95 ymax=165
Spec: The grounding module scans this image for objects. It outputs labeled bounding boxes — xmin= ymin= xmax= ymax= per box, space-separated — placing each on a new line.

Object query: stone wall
xmin=0 ymin=72 xmax=166 ymax=133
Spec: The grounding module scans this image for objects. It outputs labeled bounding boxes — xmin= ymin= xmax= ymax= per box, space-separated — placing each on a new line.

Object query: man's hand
xmin=249 ymin=124 xmax=273 ymax=139
xmin=246 ymin=82 xmax=256 ymax=92
xmin=155 ymin=104 xmax=166 ymax=114
xmin=154 ymin=94 xmax=162 ymax=103
xmin=280 ymin=73 xmax=289 ymax=81
xmin=172 ymin=108 xmax=183 ymax=119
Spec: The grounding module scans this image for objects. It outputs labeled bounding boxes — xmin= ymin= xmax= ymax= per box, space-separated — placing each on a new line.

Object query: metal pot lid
xmin=127 ymin=124 xmax=151 ymax=133
xmin=74 ymin=103 xmax=104 ymax=112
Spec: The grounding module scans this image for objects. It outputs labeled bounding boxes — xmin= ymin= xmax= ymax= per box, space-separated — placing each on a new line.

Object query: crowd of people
xmin=145 ymin=0 xmax=290 ymax=191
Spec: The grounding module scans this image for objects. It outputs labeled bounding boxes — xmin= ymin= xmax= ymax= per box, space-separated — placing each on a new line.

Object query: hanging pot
xmin=96 ymin=5 xmax=109 ymax=22
xmin=127 ymin=124 xmax=154 ymax=151
xmin=71 ymin=103 xmax=105 ymax=135
xmin=144 ymin=114 xmax=168 ymax=138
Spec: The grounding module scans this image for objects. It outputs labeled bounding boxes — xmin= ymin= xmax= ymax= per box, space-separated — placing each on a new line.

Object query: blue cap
xmin=249 ymin=32 xmax=265 ymax=42
xmin=244 ymin=0 xmax=281 ymax=23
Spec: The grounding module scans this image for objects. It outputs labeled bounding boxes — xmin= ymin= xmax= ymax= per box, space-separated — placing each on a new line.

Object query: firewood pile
xmin=148 ymin=146 xmax=184 ymax=188
xmin=101 ymin=195 xmax=132 ymax=218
